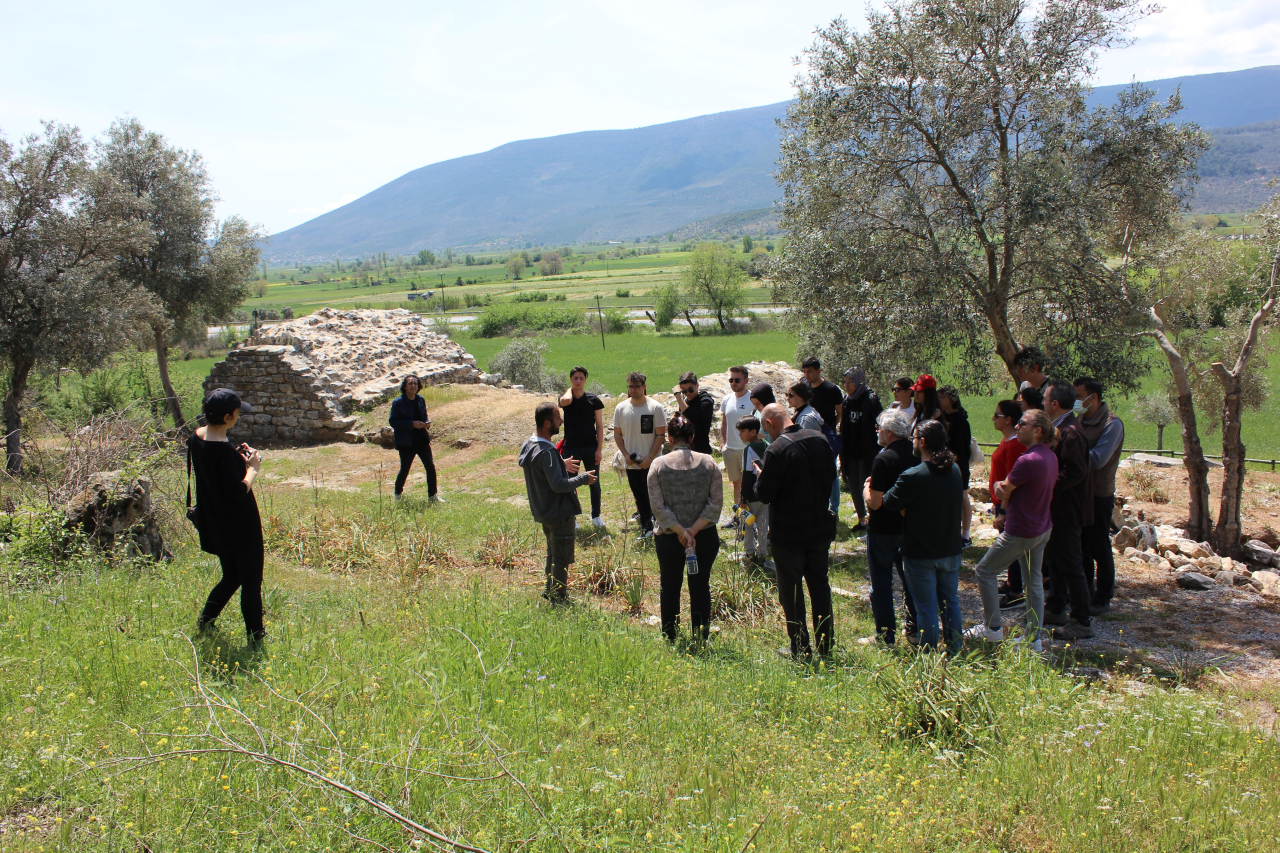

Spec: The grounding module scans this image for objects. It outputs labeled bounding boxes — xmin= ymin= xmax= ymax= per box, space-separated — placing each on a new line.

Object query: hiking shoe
xmin=636 ymin=529 xmax=654 ymax=543
xmin=999 ymin=592 xmax=1026 ymax=610
xmin=964 ymin=624 xmax=1004 ymax=643
xmin=904 ymin=629 xmax=922 ymax=647
xmin=591 ymin=516 xmax=606 ymax=528
xmin=1052 ymin=620 xmax=1095 ymax=641
xmin=393 ymin=492 xmax=404 ymax=502
xmin=997 ymin=581 xmax=1011 ymax=595
xmin=1089 ymin=600 xmax=1112 ymax=617
xmin=429 ymin=494 xmax=445 ymax=504
xmin=762 ymin=559 xmax=776 ymax=574
xmin=1043 ymin=608 xmax=1070 ymax=626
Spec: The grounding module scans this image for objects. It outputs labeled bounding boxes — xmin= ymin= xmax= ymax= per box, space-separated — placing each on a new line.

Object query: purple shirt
xmin=1003 ymin=443 xmax=1058 ymax=538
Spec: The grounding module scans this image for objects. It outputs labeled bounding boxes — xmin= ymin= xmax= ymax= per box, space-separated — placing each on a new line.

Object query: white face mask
xmin=1072 ymin=399 xmax=1085 ymax=416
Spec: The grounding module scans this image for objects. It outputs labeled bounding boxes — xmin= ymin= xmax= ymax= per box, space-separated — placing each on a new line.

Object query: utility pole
xmin=596 ymin=295 xmax=606 ymax=351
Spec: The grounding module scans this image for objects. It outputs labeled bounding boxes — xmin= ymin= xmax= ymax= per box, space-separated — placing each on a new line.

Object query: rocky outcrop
xmin=64 ymin=472 xmax=168 ymax=560
xmin=204 ymin=308 xmax=481 ymax=444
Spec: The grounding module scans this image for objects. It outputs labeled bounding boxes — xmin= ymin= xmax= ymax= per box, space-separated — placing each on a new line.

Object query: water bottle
xmin=685 ymin=544 xmax=699 ymax=576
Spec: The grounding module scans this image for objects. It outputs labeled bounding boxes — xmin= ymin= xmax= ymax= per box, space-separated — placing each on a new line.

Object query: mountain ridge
xmin=267 ymin=66 xmax=1280 ymax=261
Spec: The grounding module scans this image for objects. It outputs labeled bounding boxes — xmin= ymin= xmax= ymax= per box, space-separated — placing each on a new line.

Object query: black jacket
xmin=389 ymin=395 xmax=429 ymax=448
xmin=755 ymin=425 xmax=837 ymax=548
xmin=683 ymin=390 xmax=716 ymax=454
xmin=1051 ymin=413 xmax=1095 ymax=529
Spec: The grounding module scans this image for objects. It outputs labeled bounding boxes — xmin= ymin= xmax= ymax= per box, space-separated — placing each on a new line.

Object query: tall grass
xmin=2 ymin=478 xmax=1278 ymax=850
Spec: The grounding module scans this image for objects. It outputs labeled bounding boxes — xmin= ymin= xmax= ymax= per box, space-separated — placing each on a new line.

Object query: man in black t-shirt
xmin=675 ymin=371 xmax=715 ymax=454
xmin=802 ymin=356 xmax=844 ymax=517
xmin=860 ymin=409 xmax=919 ymax=645
xmin=558 ymin=366 xmax=605 ymax=526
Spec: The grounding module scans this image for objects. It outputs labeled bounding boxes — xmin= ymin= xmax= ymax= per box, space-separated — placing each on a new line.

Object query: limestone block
xmin=1176 ymin=572 xmax=1214 ymax=590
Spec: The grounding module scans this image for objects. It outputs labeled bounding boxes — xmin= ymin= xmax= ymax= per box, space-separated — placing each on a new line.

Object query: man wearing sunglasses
xmin=675 ymin=371 xmax=716 ymax=455
xmin=719 ymin=365 xmax=755 ymax=508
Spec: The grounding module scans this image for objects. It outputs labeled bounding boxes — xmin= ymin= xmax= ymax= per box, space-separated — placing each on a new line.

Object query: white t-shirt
xmin=721 ymin=391 xmax=756 ymax=450
xmin=891 ymin=401 xmax=916 ymax=422
xmin=614 ymin=396 xmax=667 ymax=460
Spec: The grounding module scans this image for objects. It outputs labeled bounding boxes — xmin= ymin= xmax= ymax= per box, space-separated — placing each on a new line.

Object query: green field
xmin=2 ymin=403 xmax=1276 ymax=852
xmin=461 ymin=330 xmax=798 ymax=395
xmin=248 ymin=245 xmax=774 ymax=319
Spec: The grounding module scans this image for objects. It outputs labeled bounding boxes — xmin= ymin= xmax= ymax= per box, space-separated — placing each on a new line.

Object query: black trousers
xmin=841 ymin=455 xmax=873 ymax=520
xmin=1045 ymin=521 xmax=1092 ymax=625
xmin=625 ymin=468 xmax=654 ymax=532
xmin=541 ymin=516 xmax=576 ymax=602
xmin=199 ymin=548 xmax=265 ymax=639
xmin=1083 ymin=494 xmax=1117 ymax=604
xmin=655 ymin=527 xmax=719 ymax=641
xmin=773 ymin=542 xmax=834 ymax=657
xmin=562 ymin=444 xmax=601 ymax=518
xmin=395 ymin=443 xmax=438 ymax=496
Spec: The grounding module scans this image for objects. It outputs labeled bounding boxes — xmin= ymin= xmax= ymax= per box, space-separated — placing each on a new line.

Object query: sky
xmin=3 ymin=0 xmax=1278 ymax=236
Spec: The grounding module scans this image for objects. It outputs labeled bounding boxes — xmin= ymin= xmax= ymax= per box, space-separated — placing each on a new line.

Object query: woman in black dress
xmin=938 ymin=384 xmax=974 ymax=547
xmin=190 ymin=389 xmax=266 ymax=644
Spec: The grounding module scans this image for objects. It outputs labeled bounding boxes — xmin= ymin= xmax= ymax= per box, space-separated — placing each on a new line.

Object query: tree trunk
xmin=683 ymin=309 xmax=698 ymax=336
xmin=1148 ymin=308 xmax=1213 ymax=541
xmin=153 ymin=325 xmax=187 ymax=431
xmin=4 ymin=356 xmax=35 ymax=475
xmin=1156 ymin=424 xmax=1163 ymax=451
xmin=1210 ymin=244 xmax=1279 ymax=559
xmin=1212 ymin=373 xmax=1246 ymax=558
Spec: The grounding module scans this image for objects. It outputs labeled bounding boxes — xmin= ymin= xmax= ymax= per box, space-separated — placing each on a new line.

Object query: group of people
xmin=520 ymin=347 xmax=1125 ymax=659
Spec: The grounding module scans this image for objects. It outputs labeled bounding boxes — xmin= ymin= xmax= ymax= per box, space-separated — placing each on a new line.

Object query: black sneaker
xmin=1043 ymin=608 xmax=1071 ymax=626
xmin=999 ymin=592 xmax=1026 ymax=610
xmin=1089 ymin=601 xmax=1112 ymax=617
xmin=997 ymin=581 xmax=1011 ymax=596
xmin=1052 ymin=620 xmax=1095 ymax=641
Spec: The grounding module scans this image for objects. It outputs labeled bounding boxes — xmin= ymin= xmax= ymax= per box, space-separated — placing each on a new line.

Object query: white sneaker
xmin=1013 ymin=635 xmax=1044 ymax=653
xmin=592 ymin=516 xmax=605 ymax=528
xmin=963 ymin=623 xmax=1004 ymax=643
xmin=429 ymin=494 xmax=445 ymax=504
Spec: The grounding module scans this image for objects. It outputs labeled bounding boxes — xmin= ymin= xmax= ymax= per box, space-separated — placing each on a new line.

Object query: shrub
xmin=253 ymin=280 xmax=269 ymax=298
xmin=512 ymin=291 xmax=549 ymax=303
xmin=474 ymin=304 xmax=585 ymax=338
xmin=614 ymin=289 xmax=630 ymax=298
xmin=589 ymin=308 xmax=632 ymax=334
xmin=281 ymin=306 xmax=294 ymax=319
xmin=487 ymin=338 xmax=564 ymax=391
xmin=463 ymin=293 xmax=486 ymax=308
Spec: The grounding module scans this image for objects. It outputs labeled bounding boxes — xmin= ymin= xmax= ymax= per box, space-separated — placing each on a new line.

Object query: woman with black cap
xmin=189 ymin=389 xmax=266 ymax=645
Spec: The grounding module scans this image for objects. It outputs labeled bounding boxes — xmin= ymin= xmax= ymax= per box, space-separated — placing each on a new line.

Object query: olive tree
xmin=98 ymin=118 xmax=263 ymax=429
xmin=0 ymin=123 xmax=153 ymax=473
xmin=681 ymin=242 xmax=745 ymax=331
xmin=772 ymin=0 xmax=1208 ymax=392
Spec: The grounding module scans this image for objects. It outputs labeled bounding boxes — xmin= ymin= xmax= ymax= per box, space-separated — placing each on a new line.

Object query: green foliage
xmin=511 ymin=290 xmax=549 ymax=303
xmin=742 ymin=235 xmax=753 ymax=253
xmin=614 ymin=288 xmax=631 ymax=298
xmin=473 ymin=304 xmax=585 ymax=338
xmin=775 ymin=0 xmax=1209 ymax=395
xmin=682 ymin=242 xmax=745 ymax=330
xmin=416 ymin=249 xmax=436 ymax=266
xmin=652 ymin=282 xmax=685 ymax=331
xmin=487 ymin=337 xmax=563 ymax=391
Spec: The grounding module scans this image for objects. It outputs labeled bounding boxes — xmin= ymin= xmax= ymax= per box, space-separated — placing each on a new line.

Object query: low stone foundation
xmin=203 ymin=308 xmax=481 ymax=444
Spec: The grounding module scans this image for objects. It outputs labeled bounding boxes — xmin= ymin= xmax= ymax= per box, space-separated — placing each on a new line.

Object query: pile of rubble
xmin=1111 ymin=520 xmax=1280 ymax=597
xmin=204 ymin=308 xmax=487 ymax=444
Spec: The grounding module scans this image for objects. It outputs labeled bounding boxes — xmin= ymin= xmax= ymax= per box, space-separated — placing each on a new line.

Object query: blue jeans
xmin=865 ymin=532 xmax=917 ymax=643
xmin=829 ymin=476 xmax=841 ymax=517
xmin=902 ymin=554 xmax=963 ymax=655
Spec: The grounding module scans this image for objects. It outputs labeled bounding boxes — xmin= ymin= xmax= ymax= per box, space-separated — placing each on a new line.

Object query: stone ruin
xmin=203 ymin=308 xmax=481 ymax=444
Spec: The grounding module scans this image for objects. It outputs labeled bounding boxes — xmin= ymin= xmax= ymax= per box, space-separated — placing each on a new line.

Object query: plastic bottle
xmin=685 ymin=544 xmax=699 ymax=576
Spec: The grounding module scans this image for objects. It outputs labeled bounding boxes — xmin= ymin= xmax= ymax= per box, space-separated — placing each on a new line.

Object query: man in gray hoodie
xmin=519 ymin=402 xmax=598 ymax=603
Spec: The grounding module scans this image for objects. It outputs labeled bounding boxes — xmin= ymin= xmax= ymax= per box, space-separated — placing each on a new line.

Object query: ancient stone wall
xmin=203 ymin=308 xmax=481 ymax=444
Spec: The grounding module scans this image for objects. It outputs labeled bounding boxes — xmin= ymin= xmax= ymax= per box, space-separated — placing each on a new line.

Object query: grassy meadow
xmin=2 ymin=382 xmax=1279 ymax=851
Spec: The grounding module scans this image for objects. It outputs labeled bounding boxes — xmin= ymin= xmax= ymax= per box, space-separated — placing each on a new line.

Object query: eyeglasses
xmin=680 ymin=387 xmax=696 ymax=394
xmin=993 ymin=413 xmax=1007 ymax=420
xmin=728 ymin=378 xmax=744 ymax=384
